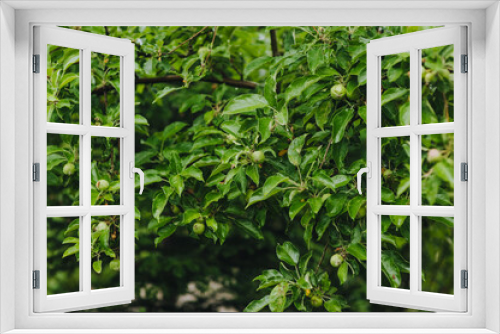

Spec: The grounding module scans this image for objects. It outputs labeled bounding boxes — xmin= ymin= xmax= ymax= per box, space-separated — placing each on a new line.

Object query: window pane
xmin=47 ymin=134 xmax=80 ymax=206
xmin=47 ymin=217 xmax=80 ymax=295
xmin=381 ymin=137 xmax=410 ymax=205
xmin=381 ymin=52 xmax=410 ymax=127
xmin=421 ymin=134 xmax=454 ymax=206
xmin=91 ymin=137 xmax=120 ymax=205
xmin=47 ymin=45 xmax=80 ymax=124
xmin=421 ymin=45 xmax=454 ymax=124
xmin=91 ymin=216 xmax=121 ymax=290
xmin=381 ymin=215 xmax=410 ymax=289
xmin=421 ymin=216 xmax=454 ymax=294
xmin=91 ymin=52 xmax=121 ymax=127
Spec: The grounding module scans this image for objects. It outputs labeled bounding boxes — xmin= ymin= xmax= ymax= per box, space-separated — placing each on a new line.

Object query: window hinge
xmin=461 ymin=162 xmax=468 ymax=181
xmin=33 ymin=163 xmax=40 ymax=182
xmin=33 ymin=270 xmax=40 ymax=289
xmin=33 ymin=54 xmax=40 ymax=73
xmin=461 ymin=54 xmax=468 ymax=73
xmin=461 ymin=270 xmax=468 ymax=289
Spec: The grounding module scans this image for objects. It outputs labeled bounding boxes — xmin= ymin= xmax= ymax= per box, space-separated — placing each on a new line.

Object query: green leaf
xmin=244 ymin=295 xmax=271 ymax=312
xmin=307 ymin=46 xmax=325 ymax=74
xmin=191 ymin=137 xmax=224 ymax=151
xmin=347 ymin=196 xmax=366 ymax=220
xmin=204 ymin=192 xmax=223 ymax=208
xmin=62 ymin=244 xmax=79 ymax=258
xmin=154 ymin=87 xmax=180 ymax=104
xmin=434 ymin=161 xmax=454 ymax=187
xmin=206 ymin=217 xmax=218 ymax=232
xmin=135 ymin=114 xmax=149 ymax=126
xmin=253 ymin=269 xmax=286 ymax=290
xmin=276 ymin=241 xmax=300 ymax=266
xmin=262 ymin=174 xmax=289 ymax=197
xmin=381 ymin=187 xmax=396 ymax=203
xmin=110 ymin=259 xmax=120 ymax=271
xmin=381 ymin=252 xmax=402 ymax=288
xmin=180 ymin=166 xmax=204 ymax=182
xmin=332 ymin=108 xmax=354 ymax=144
xmin=258 ymin=117 xmax=273 ymax=143
xmin=152 ymin=191 xmax=167 ymax=220
xmin=234 ymin=219 xmax=264 ymax=240
xmin=288 ymin=134 xmax=307 ymax=166
xmin=269 ymin=282 xmax=289 ymax=312
xmin=47 ymin=154 xmax=67 ymax=171
xmin=285 ymin=76 xmax=323 ymax=102
xmin=170 ymin=175 xmax=184 ymax=196
xmin=246 ymin=187 xmax=283 ymax=208
xmin=246 ymin=164 xmax=260 ymax=186
xmin=162 ymin=122 xmax=188 ymax=140
xmin=347 ymin=243 xmax=367 ymax=261
xmin=315 ymin=100 xmax=332 ymax=131
xmin=181 ymin=209 xmax=201 ymax=225
xmin=158 ymin=224 xmax=177 ymax=238
xmin=324 ymin=297 xmax=343 ymax=312
xmin=381 ymin=88 xmax=409 ymax=106
xmin=313 ymin=171 xmax=350 ymax=191
xmin=244 ymin=56 xmax=273 ymax=78
xmin=289 ymin=197 xmax=307 ymax=220
xmin=223 ymin=94 xmax=269 ymax=115
xmin=59 ymin=73 xmax=78 ymax=89
xmin=92 ymin=260 xmax=102 ymax=274
xmin=308 ymin=196 xmax=326 ymax=215
xmin=299 ymin=251 xmax=313 ymax=275
xmin=337 ymin=261 xmax=348 ymax=285
xmin=396 ymin=177 xmax=411 ymax=197
xmin=325 ymin=193 xmax=347 ymax=217
xmin=63 ymin=49 xmax=80 ymax=70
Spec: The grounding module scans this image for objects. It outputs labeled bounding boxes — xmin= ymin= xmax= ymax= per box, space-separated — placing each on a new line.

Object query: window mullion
xmin=82 ymin=47 xmax=92 ymax=294
xmin=409 ymin=47 xmax=420 ymax=294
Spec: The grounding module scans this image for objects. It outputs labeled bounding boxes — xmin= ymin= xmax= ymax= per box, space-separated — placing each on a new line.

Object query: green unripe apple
xmin=330 ymin=83 xmax=347 ymax=100
xmin=63 ymin=163 xmax=75 ymax=176
xmin=96 ymin=179 xmax=109 ymax=190
xmin=193 ymin=222 xmax=206 ymax=235
xmin=425 ymin=71 xmax=435 ymax=84
xmin=171 ymin=205 xmax=181 ymax=214
xmin=96 ymin=222 xmax=108 ymax=232
xmin=330 ymin=254 xmax=344 ymax=268
xmin=427 ymin=149 xmax=442 ymax=163
xmin=251 ymin=151 xmax=265 ymax=164
xmin=311 ymin=296 xmax=323 ymax=308
xmin=305 ymin=123 xmax=316 ymax=132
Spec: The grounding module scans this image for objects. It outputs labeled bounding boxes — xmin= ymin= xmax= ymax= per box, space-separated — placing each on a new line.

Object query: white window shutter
xmin=33 ymin=26 xmax=136 ymax=312
xmin=365 ymin=26 xmax=467 ymax=312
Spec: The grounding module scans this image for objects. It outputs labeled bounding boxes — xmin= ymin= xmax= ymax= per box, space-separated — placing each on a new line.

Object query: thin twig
xmin=168 ymin=26 xmax=209 ymax=55
xmin=92 ymin=75 xmax=258 ymax=95
xmin=315 ymin=242 xmax=329 ymax=274
xmin=319 ymin=138 xmax=333 ymax=169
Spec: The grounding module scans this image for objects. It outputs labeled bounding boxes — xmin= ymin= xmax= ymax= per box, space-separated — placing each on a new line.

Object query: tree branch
xmin=270 ymin=29 xmax=279 ymax=57
xmin=92 ymin=75 xmax=258 ymax=95
xmin=168 ymin=26 xmax=209 ymax=55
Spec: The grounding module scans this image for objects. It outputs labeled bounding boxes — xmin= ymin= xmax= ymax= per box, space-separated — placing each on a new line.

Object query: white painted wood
xmin=8 ymin=5 xmax=488 ymax=333
xmin=33 ymin=26 xmax=135 ymax=313
xmin=366 ymin=26 xmax=467 ymax=312
xmin=0 ymin=2 xmax=17 ymax=333
xmin=485 ymin=3 xmax=500 ymax=333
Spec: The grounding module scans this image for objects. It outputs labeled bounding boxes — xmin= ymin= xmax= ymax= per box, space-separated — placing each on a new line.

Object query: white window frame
xmin=0 ymin=1 xmax=499 ymax=333
xmin=366 ymin=26 xmax=468 ymax=312
xmin=33 ymin=26 xmax=136 ymax=313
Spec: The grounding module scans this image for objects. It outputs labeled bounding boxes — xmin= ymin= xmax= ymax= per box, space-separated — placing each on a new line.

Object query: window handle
xmin=357 ymin=162 xmax=372 ymax=195
xmin=130 ymin=162 xmax=144 ymax=195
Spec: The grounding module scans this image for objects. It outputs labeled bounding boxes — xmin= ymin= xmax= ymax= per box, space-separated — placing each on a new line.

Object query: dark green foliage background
xmin=46 ymin=26 xmax=455 ymax=312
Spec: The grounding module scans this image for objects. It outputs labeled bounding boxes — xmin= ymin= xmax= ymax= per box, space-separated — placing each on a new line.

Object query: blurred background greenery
xmin=45 ymin=26 xmax=455 ymax=312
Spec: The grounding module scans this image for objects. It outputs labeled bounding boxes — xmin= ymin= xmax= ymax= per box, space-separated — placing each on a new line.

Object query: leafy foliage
xmin=46 ymin=25 xmax=454 ymax=312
